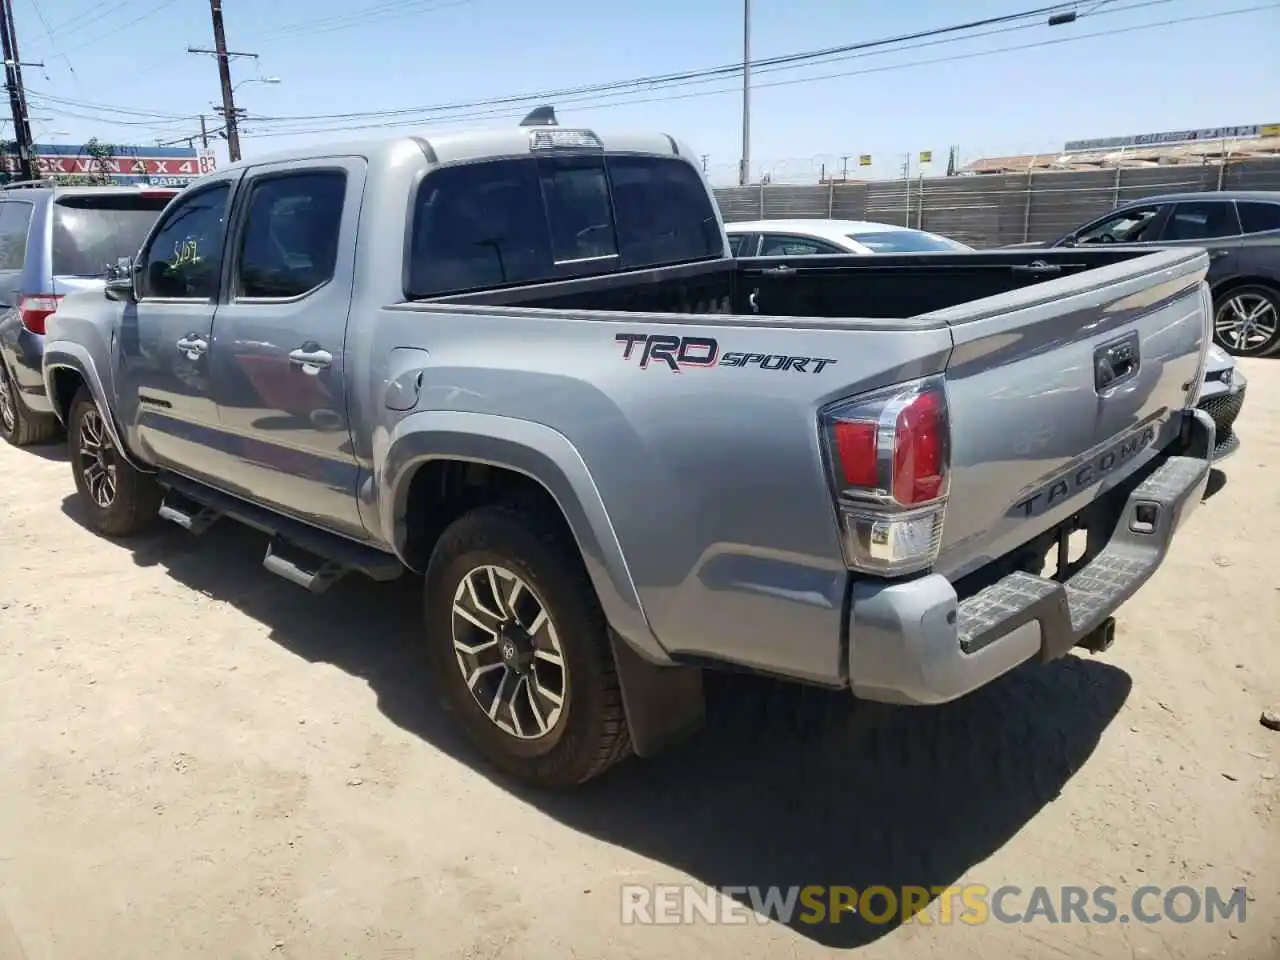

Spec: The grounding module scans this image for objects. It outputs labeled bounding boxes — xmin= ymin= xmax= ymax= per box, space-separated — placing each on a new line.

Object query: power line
xmin=258 ymin=0 xmax=476 ymax=43
xmin=60 ymin=0 xmax=182 ymax=53
xmin=232 ymin=4 xmax=1275 ymax=140
xmin=19 ymin=0 xmax=1176 ymax=130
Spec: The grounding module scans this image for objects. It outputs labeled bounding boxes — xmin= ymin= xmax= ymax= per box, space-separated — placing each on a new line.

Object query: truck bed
xmin=431 ymin=247 xmax=1156 ymax=321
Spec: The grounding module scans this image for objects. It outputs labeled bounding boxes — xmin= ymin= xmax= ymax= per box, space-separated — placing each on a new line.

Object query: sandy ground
xmin=1 ymin=361 xmax=1277 ymax=960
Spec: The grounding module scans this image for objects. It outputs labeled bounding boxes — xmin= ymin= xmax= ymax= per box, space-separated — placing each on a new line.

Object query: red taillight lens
xmin=892 ymin=391 xmax=947 ymax=505
xmin=19 ymin=294 xmax=62 ymax=335
xmin=833 ymin=420 xmax=878 ymax=488
xmin=821 ymin=376 xmax=951 ymax=577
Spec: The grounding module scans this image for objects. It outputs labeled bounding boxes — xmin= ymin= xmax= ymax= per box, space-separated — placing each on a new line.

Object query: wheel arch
xmin=1210 ymin=274 xmax=1280 ymax=299
xmin=41 ymin=344 xmax=149 ymax=472
xmin=382 ymin=410 xmax=668 ymax=665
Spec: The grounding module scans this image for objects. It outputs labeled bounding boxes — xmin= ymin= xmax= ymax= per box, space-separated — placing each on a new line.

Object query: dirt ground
xmin=1 ymin=361 xmax=1277 ymax=960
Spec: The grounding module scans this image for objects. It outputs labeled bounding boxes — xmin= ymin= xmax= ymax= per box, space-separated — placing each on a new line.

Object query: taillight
xmin=19 ymin=294 xmax=62 ymax=335
xmin=821 ymin=375 xmax=951 ymax=577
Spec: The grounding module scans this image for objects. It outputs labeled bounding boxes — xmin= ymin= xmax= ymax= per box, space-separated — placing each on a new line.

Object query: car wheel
xmin=68 ymin=389 xmax=161 ymax=537
xmin=1213 ymin=286 xmax=1280 ymax=357
xmin=424 ymin=501 xmax=632 ymax=787
xmin=0 ymin=358 xmax=60 ymax=447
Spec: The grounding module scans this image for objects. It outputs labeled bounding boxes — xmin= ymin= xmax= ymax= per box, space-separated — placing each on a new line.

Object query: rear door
xmin=1153 ymin=199 xmax=1243 ymax=286
xmin=206 ymin=159 xmax=366 ymax=537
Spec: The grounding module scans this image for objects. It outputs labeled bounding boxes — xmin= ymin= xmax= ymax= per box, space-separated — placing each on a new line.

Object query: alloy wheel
xmin=451 ymin=564 xmax=567 ymax=740
xmin=1215 ymin=293 xmax=1279 ymax=355
xmin=78 ymin=407 xmax=118 ymax=508
xmin=0 ymin=363 xmax=15 ymax=434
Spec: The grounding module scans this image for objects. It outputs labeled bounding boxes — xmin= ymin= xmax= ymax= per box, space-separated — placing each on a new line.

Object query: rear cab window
xmin=52 ymin=192 xmax=174 ymax=278
xmin=406 ymin=153 xmax=722 ymax=298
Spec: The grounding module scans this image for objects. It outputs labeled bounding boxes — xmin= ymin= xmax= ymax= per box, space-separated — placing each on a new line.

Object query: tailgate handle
xmin=1094 ymin=333 xmax=1141 ymax=392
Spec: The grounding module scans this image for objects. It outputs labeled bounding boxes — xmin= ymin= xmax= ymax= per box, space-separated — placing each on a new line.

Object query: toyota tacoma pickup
xmin=42 ymin=111 xmax=1218 ymax=787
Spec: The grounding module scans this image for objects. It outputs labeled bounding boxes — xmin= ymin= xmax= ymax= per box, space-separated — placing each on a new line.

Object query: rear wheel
xmin=0 ymin=359 xmax=60 ymax=447
xmin=1213 ymin=286 xmax=1280 ymax=357
xmin=424 ymin=501 xmax=631 ymax=787
xmin=68 ymin=389 xmax=161 ymax=537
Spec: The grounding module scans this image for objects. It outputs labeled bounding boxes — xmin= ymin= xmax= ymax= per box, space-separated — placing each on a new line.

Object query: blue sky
xmin=11 ymin=0 xmax=1280 ymax=183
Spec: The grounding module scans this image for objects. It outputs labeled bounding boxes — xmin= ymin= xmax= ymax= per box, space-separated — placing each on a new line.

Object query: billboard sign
xmin=1064 ymin=123 xmax=1280 ymax=153
xmin=0 ymin=143 xmax=216 ymax=186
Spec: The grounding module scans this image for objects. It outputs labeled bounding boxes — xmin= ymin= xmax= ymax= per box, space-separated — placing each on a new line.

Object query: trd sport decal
xmin=615 ymin=334 xmax=837 ymax=374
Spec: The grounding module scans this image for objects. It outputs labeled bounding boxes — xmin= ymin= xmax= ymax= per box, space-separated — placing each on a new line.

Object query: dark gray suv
xmin=0 ymin=181 xmax=176 ymax=446
xmin=1029 ymin=191 xmax=1280 ymax=357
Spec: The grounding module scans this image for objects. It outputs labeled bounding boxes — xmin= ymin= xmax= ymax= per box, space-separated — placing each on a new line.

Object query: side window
xmin=137 ymin=183 xmax=231 ymax=300
xmin=408 ymin=158 xmax=553 ymax=297
xmin=1237 ymin=201 xmax=1280 ymax=235
xmin=759 ymin=234 xmax=844 ymax=256
xmin=236 ymin=171 xmax=347 ymax=299
xmin=0 ymin=201 xmax=33 ymax=271
xmin=726 ymin=234 xmax=748 ymax=256
xmin=1075 ymin=206 xmax=1163 ymax=244
xmin=1161 ymin=201 xmax=1241 ymax=242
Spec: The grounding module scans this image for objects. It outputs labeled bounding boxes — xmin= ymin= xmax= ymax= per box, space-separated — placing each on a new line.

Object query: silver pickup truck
xmin=42 ymin=114 xmax=1218 ymax=787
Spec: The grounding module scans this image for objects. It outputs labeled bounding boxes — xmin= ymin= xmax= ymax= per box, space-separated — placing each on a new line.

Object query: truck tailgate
xmin=932 ymin=248 xmax=1211 ymax=582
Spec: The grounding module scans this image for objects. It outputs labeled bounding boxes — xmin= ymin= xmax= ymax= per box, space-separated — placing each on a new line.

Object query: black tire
xmin=425 ymin=501 xmax=631 ymax=787
xmin=68 ymin=388 xmax=161 ymax=537
xmin=1212 ymin=285 xmax=1280 ymax=357
xmin=0 ymin=358 xmax=60 ymax=447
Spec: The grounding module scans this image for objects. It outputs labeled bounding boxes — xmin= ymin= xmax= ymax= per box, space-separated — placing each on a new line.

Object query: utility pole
xmin=700 ymin=153 xmax=708 ymax=174
xmin=840 ymin=155 xmax=850 ymax=180
xmin=188 ymin=0 xmax=256 ymax=162
xmin=738 ymin=0 xmax=751 ymax=186
xmin=199 ymin=115 xmax=209 ymax=149
xmin=0 ymin=0 xmax=38 ymax=181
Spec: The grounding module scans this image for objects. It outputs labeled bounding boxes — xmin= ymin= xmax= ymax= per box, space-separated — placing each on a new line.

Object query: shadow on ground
xmin=1203 ymin=467 xmax=1228 ymax=502
xmin=22 ymin=438 xmax=68 ymax=463
xmin=62 ymin=496 xmax=1132 ymax=949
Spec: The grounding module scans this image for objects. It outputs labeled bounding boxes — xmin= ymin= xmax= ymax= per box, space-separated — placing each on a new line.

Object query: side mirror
xmin=104 ymin=257 xmax=137 ymax=303
xmin=1060 ymin=234 xmax=1078 ymax=248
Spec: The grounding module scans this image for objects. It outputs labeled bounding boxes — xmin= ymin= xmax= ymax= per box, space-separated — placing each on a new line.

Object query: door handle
xmin=288 ymin=344 xmax=333 ymax=375
xmin=175 ymin=334 xmax=208 ymax=359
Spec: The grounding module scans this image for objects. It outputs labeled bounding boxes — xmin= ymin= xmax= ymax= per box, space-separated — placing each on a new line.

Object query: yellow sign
xmin=858 ymin=154 xmax=872 ymax=166
xmin=1260 ymin=124 xmax=1280 ymax=137
xmin=919 ymin=150 xmax=933 ymax=164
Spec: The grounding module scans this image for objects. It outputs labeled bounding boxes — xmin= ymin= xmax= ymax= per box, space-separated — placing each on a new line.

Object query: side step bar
xmin=157 ymin=472 xmax=403 ymax=594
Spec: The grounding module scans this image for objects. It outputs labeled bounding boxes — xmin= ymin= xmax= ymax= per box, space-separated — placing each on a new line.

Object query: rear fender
xmin=380 ymin=409 xmax=668 ymax=664
xmin=41 ymin=342 xmax=149 ymax=473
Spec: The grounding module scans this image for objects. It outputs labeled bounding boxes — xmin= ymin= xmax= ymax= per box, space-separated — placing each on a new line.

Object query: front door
xmin=117 ymin=177 xmax=239 ymax=479
xmin=206 ymin=159 xmax=366 ymax=537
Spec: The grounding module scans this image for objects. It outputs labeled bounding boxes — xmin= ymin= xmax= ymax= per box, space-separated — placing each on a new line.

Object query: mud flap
xmin=609 ymin=630 xmax=706 ymax=758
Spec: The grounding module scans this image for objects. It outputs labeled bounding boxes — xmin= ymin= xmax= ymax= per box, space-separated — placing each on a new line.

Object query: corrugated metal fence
xmin=712 ymin=159 xmax=1280 ymax=248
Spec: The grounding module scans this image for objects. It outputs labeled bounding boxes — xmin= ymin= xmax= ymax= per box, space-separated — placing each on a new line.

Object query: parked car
xmin=1200 ymin=344 xmax=1247 ymax=461
xmin=44 ymin=116 xmax=1217 ymax=787
xmin=726 ymin=218 xmax=972 ymax=256
xmin=0 ymin=181 xmax=177 ymax=446
xmin=1009 ymin=191 xmax=1280 ymax=357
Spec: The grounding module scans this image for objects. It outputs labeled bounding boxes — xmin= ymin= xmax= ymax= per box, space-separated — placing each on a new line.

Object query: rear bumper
xmin=846 ymin=410 xmax=1213 ymax=706
xmin=3 ymin=327 xmax=52 ymax=414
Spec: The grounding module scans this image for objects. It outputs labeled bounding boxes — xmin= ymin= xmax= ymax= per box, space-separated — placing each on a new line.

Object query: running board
xmin=263 ymin=538 xmax=347 ymax=594
xmin=158 ymin=493 xmax=221 ymax=535
xmin=156 ymin=471 xmax=404 ymax=590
